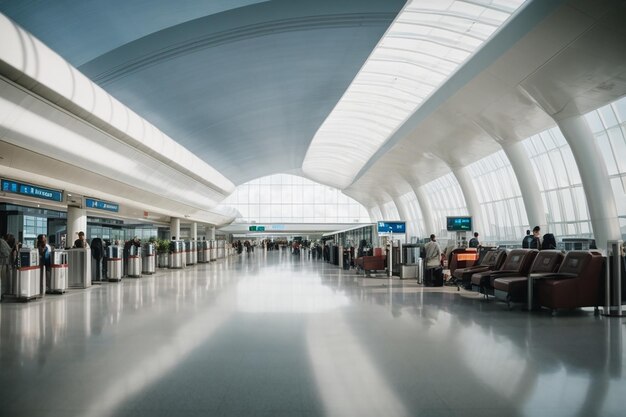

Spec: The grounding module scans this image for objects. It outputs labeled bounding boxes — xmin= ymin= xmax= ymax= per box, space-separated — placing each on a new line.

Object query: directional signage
xmin=1 ymin=179 xmax=63 ymax=202
xmin=257 ymin=226 xmax=265 ymax=232
xmin=249 ymin=226 xmax=257 ymax=231
xmin=85 ymin=198 xmax=119 ymax=213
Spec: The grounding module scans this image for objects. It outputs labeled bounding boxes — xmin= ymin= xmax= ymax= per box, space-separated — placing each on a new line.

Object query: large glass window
xmin=585 ymin=96 xmax=626 ymax=239
xmin=523 ymin=127 xmax=592 ymax=238
xmin=221 ymin=174 xmax=370 ymax=224
xmin=466 ymin=150 xmax=528 ymax=242
xmin=23 ymin=215 xmax=47 ymax=248
xmin=422 ymin=173 xmax=468 ymax=234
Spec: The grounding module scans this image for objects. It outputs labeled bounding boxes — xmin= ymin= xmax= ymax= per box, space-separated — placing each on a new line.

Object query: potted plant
xmin=156 ymin=238 xmax=170 ymax=268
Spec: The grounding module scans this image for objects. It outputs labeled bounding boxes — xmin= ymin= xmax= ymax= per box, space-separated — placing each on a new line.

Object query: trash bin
xmin=48 ymin=250 xmax=68 ymax=294
xmin=209 ymin=240 xmax=217 ymax=261
xmin=169 ymin=241 xmax=185 ymax=269
xmin=67 ymin=248 xmax=92 ymax=289
xmin=106 ymin=245 xmax=123 ymax=281
xmin=127 ymin=245 xmax=142 ymax=278
xmin=142 ymin=243 xmax=156 ymax=274
xmin=197 ymin=240 xmax=209 ymax=263
xmin=185 ymin=241 xmax=197 ymax=266
xmin=13 ymin=248 xmax=40 ymax=301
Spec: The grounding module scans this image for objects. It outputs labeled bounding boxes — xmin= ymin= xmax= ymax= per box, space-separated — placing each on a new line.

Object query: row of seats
xmin=453 ymin=248 xmax=605 ymax=311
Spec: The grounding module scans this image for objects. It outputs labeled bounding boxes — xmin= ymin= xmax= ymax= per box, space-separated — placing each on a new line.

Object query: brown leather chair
xmin=355 ymin=255 xmax=387 ymax=276
xmin=470 ymin=249 xmax=538 ymax=297
xmin=493 ymin=250 xmax=563 ymax=306
xmin=536 ymin=251 xmax=605 ymax=312
xmin=452 ymin=249 xmax=507 ymax=290
xmin=448 ymin=248 xmax=478 ymax=276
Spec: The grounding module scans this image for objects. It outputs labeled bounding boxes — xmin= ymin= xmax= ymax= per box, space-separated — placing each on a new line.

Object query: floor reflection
xmin=0 ymin=251 xmax=624 ymax=417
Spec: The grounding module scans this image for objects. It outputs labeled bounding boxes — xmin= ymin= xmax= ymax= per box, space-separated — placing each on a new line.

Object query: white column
xmin=210 ymin=226 xmax=216 ymax=240
xmin=502 ymin=140 xmax=546 ymax=230
xmin=170 ymin=217 xmax=180 ymax=240
xmin=191 ymin=222 xmax=198 ymax=241
xmin=67 ymin=206 xmax=86 ymax=248
xmin=392 ymin=196 xmax=413 ymax=237
xmin=413 ymin=185 xmax=435 ymax=236
xmin=557 ymin=115 xmax=620 ymax=250
xmin=452 ymin=166 xmax=483 ymax=235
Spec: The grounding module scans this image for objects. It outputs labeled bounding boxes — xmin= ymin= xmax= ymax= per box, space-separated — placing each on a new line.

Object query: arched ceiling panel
xmin=0 ymin=0 xmax=267 ymax=66
xmin=67 ymin=0 xmax=406 ymax=185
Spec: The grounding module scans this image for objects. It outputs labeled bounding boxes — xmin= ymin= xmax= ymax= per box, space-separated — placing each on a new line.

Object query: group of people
xmin=422 ymin=225 xmax=555 ymax=273
xmin=521 ymin=226 xmax=555 ymax=250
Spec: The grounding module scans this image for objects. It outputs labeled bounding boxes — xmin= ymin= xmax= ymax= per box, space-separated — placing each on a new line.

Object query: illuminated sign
xmin=377 ymin=221 xmax=406 ymax=234
xmin=85 ymin=198 xmax=119 ymax=213
xmin=1 ymin=179 xmax=63 ymax=202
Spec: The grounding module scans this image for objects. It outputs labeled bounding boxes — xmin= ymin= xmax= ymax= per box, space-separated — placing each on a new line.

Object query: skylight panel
xmin=302 ymin=0 xmax=528 ymax=189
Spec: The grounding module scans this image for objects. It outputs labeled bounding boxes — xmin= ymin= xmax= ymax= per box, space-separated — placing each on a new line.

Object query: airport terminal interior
xmin=1 ymin=0 xmax=626 ymax=416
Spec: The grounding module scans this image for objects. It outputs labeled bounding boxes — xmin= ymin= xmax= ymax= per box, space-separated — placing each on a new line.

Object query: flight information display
xmin=1 ymin=179 xmax=63 ymax=202
xmin=85 ymin=198 xmax=119 ymax=212
xmin=377 ymin=221 xmax=406 ymax=234
xmin=446 ymin=216 xmax=472 ymax=231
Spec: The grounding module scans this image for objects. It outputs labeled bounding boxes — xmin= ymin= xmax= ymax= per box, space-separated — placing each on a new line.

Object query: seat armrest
xmin=491 ymin=271 xmax=524 ymax=279
xmin=529 ymin=272 xmax=578 ymax=280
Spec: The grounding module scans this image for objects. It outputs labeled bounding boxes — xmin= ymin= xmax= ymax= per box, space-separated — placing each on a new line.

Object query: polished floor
xmin=0 ymin=250 xmax=624 ymax=417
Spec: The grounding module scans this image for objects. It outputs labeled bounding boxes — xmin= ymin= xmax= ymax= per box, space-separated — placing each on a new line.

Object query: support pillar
xmin=191 ymin=222 xmax=198 ymax=241
xmin=67 ymin=206 xmax=87 ymax=248
xmin=210 ymin=226 xmax=216 ymax=240
xmin=557 ymin=115 xmax=620 ymax=250
xmin=452 ymin=166 xmax=483 ymax=235
xmin=170 ymin=217 xmax=180 ymax=240
xmin=413 ymin=185 xmax=435 ymax=236
xmin=502 ymin=140 xmax=546 ymax=230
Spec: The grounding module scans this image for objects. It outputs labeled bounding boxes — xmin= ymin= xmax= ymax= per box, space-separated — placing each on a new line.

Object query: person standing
xmin=36 ymin=234 xmax=51 ymax=296
xmin=424 ymin=234 xmax=442 ymax=269
xmin=469 ymin=232 xmax=480 ymax=248
xmin=0 ymin=234 xmax=11 ymax=296
xmin=529 ymin=226 xmax=541 ymax=249
xmin=522 ymin=229 xmax=533 ymax=248
xmin=73 ymin=231 xmax=90 ymax=249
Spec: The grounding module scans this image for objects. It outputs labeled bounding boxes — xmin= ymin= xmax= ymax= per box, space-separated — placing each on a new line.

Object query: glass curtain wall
xmin=523 ymin=127 xmax=592 ymax=238
xmin=222 ymin=174 xmax=370 ymax=224
xmin=422 ymin=173 xmax=468 ymax=235
xmin=585 ymin=96 xmax=626 ymax=239
xmin=466 ymin=150 xmax=528 ymax=242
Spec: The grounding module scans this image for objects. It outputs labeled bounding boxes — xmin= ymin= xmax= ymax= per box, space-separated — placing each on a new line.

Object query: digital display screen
xmin=446 ymin=216 xmax=472 ymax=232
xmin=85 ymin=198 xmax=119 ymax=212
xmin=377 ymin=221 xmax=406 ymax=234
xmin=1 ymin=179 xmax=63 ymax=202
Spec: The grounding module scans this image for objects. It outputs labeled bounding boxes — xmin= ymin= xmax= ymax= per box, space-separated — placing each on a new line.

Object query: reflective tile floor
xmin=1 ymin=250 xmax=625 ymax=417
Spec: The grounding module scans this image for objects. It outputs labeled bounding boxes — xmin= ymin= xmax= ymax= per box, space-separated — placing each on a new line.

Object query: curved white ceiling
xmin=1 ymin=0 xmax=406 ymax=185
xmin=302 ymin=0 xmax=528 ymax=189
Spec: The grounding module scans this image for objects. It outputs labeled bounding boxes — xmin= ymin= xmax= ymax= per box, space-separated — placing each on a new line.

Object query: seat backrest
xmin=480 ymin=249 xmax=507 ymax=268
xmin=529 ymin=250 xmax=564 ymax=273
xmin=557 ymin=251 xmax=593 ymax=275
xmin=500 ymin=249 xmax=538 ymax=273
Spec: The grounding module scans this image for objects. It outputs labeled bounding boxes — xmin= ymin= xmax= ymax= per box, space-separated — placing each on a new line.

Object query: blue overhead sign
xmin=1 ymin=179 xmax=63 ymax=202
xmin=377 ymin=221 xmax=406 ymax=234
xmin=85 ymin=198 xmax=119 ymax=213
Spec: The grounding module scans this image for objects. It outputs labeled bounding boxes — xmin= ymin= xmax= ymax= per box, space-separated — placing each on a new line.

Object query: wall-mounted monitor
xmin=446 ymin=216 xmax=472 ymax=232
xmin=377 ymin=221 xmax=406 ymax=234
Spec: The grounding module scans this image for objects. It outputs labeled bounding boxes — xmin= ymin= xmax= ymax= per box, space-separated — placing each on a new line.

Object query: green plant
xmin=156 ymin=238 xmax=170 ymax=254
